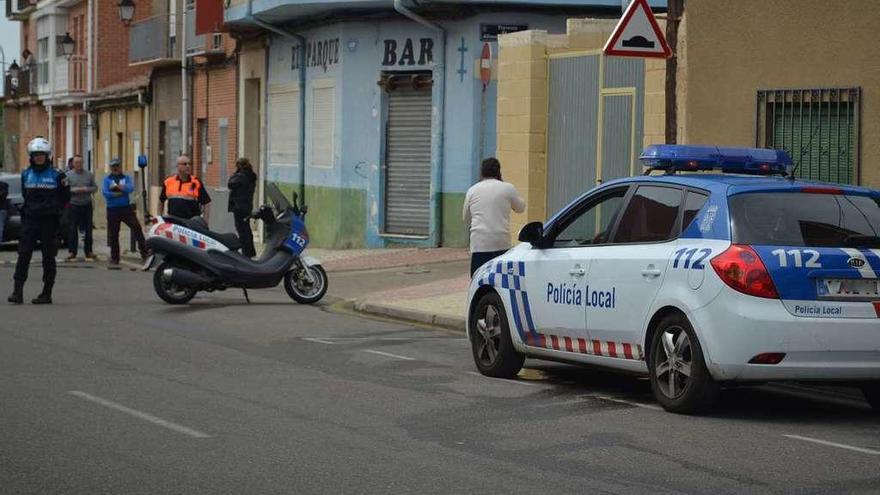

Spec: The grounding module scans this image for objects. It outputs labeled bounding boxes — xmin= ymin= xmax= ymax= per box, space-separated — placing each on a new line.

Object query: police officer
xmin=8 ymin=137 xmax=70 ymax=305
xmin=159 ymin=155 xmax=211 ymax=220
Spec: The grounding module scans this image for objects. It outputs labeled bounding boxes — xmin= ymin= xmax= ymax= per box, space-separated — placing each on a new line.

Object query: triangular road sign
xmin=603 ymin=0 xmax=672 ymax=58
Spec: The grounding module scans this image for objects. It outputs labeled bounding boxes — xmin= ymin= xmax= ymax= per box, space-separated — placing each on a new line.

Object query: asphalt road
xmin=1 ymin=263 xmax=878 ymax=494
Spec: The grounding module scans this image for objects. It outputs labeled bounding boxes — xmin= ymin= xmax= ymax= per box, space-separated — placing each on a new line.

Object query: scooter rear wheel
xmin=284 ymin=264 xmax=328 ymax=304
xmin=153 ymin=262 xmax=197 ymax=305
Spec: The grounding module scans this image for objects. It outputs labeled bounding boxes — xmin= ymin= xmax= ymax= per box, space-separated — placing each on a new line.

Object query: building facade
xmin=224 ymin=0 xmax=664 ymax=249
xmin=681 ymin=0 xmax=878 ymax=188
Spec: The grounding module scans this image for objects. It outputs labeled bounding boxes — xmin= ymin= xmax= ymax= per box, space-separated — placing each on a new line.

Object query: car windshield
xmin=729 ymin=192 xmax=880 ymax=247
xmin=0 ymin=176 xmax=21 ymax=196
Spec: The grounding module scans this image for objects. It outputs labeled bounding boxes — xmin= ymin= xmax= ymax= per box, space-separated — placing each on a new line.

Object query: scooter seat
xmin=163 ymin=215 xmax=242 ymax=251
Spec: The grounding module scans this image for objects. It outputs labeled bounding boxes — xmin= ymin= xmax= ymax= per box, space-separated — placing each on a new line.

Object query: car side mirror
xmin=518 ymin=221 xmax=545 ymax=248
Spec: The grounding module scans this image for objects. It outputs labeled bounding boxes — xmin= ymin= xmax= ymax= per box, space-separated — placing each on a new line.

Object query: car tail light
xmin=801 ymin=186 xmax=843 ymax=195
xmin=748 ymin=353 xmax=786 ymax=364
xmin=710 ymin=244 xmax=779 ymax=299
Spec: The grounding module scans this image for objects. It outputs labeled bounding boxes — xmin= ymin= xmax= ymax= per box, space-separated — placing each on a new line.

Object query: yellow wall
xmin=683 ymin=0 xmax=879 ymax=186
xmin=93 ymin=106 xmax=145 ymax=225
xmin=496 ymin=19 xmax=666 ymax=240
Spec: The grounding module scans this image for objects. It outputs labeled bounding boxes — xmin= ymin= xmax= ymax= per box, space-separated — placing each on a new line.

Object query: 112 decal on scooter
xmin=283 ymin=216 xmax=310 ymax=255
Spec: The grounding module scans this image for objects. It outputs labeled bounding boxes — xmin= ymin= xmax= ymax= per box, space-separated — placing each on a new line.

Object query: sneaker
xmin=65 ymin=254 xmax=78 ymax=262
xmin=84 ymin=253 xmax=98 ymax=261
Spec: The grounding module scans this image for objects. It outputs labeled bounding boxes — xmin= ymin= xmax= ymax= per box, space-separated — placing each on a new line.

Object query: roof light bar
xmin=640 ymin=145 xmax=793 ymax=176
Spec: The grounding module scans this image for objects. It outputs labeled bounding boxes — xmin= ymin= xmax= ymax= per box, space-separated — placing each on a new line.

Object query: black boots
xmin=32 ymin=285 xmax=53 ymax=305
xmin=8 ymin=282 xmax=24 ymax=304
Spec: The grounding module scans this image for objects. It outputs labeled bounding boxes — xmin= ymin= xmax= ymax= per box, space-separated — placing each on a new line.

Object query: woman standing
xmin=228 ymin=158 xmax=258 ymax=257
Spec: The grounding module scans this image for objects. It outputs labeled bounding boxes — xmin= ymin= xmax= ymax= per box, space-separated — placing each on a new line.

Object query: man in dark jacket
xmin=227 ymin=157 xmax=257 ymax=257
xmin=0 ymin=179 xmax=8 ymax=242
xmin=9 ymin=137 xmax=70 ymax=304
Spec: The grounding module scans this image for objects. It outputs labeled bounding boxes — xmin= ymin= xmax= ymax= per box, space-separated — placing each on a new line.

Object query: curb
xmin=353 ymin=299 xmax=466 ymax=332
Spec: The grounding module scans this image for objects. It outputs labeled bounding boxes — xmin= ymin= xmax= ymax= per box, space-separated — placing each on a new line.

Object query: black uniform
xmin=227 ymin=168 xmax=257 ymax=257
xmin=12 ymin=164 xmax=69 ymax=299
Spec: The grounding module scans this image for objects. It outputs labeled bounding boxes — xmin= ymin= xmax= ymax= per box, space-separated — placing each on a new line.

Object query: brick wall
xmin=94 ymin=0 xmax=153 ymax=91
xmin=16 ymin=104 xmax=49 ymax=171
xmin=191 ymin=59 xmax=238 ymax=188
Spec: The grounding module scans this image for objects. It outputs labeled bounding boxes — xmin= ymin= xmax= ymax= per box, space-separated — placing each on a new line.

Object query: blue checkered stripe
xmin=478 ymin=260 xmax=536 ymax=340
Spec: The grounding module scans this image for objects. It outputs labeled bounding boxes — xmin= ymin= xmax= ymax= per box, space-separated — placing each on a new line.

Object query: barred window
xmin=756 ymin=88 xmax=860 ymax=184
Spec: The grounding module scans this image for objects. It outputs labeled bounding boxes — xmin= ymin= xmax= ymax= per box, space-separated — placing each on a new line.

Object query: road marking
xmin=302 ymin=337 xmax=338 ymax=345
xmin=69 ymin=391 xmax=211 ymax=439
xmin=466 ymin=371 xmax=536 ymax=387
xmin=584 ymin=394 xmax=663 ymax=411
xmin=362 ymin=349 xmax=417 ymax=361
xmin=783 ymin=435 xmax=880 ymax=456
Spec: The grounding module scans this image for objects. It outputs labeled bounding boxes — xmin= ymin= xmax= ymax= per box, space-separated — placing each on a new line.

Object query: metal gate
xmin=383 ymin=81 xmax=432 ymax=236
xmin=546 ymin=53 xmax=644 ymax=214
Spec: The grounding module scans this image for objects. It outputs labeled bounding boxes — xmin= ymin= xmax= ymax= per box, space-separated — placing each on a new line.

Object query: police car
xmin=467 ymin=145 xmax=880 ymax=414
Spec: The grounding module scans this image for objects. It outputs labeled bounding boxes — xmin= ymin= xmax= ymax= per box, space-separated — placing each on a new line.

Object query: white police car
xmin=467 ymin=145 xmax=880 ymax=413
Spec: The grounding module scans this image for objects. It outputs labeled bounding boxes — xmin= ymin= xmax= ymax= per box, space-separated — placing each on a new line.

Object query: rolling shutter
xmin=268 ymin=84 xmax=300 ymax=167
xmin=311 ymin=81 xmax=335 ymax=168
xmin=384 ymin=88 xmax=432 ymax=236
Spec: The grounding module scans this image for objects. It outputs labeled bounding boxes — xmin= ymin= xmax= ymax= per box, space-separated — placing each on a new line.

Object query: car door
xmin=584 ymin=184 xmax=686 ymax=360
xmin=518 ymin=186 xmax=629 ymax=352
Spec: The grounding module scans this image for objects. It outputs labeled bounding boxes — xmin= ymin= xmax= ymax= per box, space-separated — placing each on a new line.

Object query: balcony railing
xmin=3 ymin=68 xmax=37 ymax=99
xmin=185 ymin=9 xmax=224 ymax=58
xmin=129 ymin=14 xmax=180 ymax=66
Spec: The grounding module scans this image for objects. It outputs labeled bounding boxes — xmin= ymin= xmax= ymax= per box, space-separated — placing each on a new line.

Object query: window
xmin=268 ymin=83 xmax=300 ymax=167
xmin=551 ymin=189 xmax=628 ymax=248
xmin=310 ymin=80 xmax=335 ymax=168
xmin=757 ymin=88 xmax=860 ymax=184
xmin=682 ymin=191 xmax=709 ymax=232
xmin=613 ymin=186 xmax=683 ymax=244
xmin=730 ymin=192 xmax=880 ymax=247
xmin=37 ymin=37 xmax=49 ymax=86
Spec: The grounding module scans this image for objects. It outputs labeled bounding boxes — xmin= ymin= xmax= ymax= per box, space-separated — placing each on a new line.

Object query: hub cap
xmin=655 ymin=326 xmax=692 ymax=399
xmin=475 ymin=305 xmax=502 ymax=366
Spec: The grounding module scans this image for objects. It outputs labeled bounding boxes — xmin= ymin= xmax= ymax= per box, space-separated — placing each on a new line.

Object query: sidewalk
xmin=352 ymin=274 xmax=470 ymax=331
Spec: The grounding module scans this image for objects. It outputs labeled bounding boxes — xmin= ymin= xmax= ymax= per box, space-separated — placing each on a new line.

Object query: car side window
xmin=613 ymin=185 xmax=684 ymax=244
xmin=551 ymin=190 xmax=628 ymax=248
xmin=681 ymin=191 xmax=709 ymax=232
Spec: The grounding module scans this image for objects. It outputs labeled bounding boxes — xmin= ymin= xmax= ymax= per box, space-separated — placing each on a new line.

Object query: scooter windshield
xmin=265 ymin=183 xmax=293 ymax=214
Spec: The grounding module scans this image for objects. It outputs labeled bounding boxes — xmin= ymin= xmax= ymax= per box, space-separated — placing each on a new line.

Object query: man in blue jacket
xmin=8 ymin=137 xmax=70 ymax=304
xmin=103 ymin=158 xmax=148 ymax=268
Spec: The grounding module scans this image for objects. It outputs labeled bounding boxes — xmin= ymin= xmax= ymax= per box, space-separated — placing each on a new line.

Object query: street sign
xmin=480 ymin=24 xmax=528 ymax=42
xmin=603 ymin=0 xmax=672 ymax=59
xmin=480 ymin=42 xmax=492 ymax=88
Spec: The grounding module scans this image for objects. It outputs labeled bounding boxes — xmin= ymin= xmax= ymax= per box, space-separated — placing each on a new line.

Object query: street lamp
xmin=60 ymin=32 xmax=76 ymax=59
xmin=118 ymin=0 xmax=136 ymax=26
xmin=6 ymin=60 xmax=20 ymax=90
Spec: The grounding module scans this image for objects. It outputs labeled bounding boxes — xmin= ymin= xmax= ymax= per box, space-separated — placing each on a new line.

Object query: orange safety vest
xmin=164 ymin=175 xmax=203 ymax=202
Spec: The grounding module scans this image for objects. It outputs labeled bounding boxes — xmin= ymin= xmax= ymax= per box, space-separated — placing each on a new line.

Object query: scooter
xmin=143 ymin=183 xmax=328 ymax=305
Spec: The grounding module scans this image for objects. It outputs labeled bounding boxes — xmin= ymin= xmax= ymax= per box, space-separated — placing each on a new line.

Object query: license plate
xmin=817 ymin=278 xmax=880 ymax=299
xmin=142 ymin=255 xmax=155 ymax=272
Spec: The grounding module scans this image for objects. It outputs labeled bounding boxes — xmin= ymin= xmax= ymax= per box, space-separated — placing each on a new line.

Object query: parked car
xmin=0 ymin=172 xmax=70 ymax=246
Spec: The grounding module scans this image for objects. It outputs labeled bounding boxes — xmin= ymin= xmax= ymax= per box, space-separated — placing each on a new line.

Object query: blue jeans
xmin=0 ymin=209 xmax=7 ymax=242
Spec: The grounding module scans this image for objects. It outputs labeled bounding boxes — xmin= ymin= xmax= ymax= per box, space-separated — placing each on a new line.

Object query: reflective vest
xmin=164 ymin=175 xmax=203 ymax=202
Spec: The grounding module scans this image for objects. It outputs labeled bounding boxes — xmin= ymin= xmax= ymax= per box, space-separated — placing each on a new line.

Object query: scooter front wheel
xmin=284 ymin=264 xmax=328 ymax=304
xmin=153 ymin=262 xmax=197 ymax=305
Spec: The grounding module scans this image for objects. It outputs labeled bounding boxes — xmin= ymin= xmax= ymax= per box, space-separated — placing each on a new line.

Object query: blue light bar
xmin=639 ymin=145 xmax=793 ymax=175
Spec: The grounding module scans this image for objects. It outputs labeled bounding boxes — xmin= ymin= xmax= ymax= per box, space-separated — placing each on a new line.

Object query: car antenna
xmin=787 ymin=123 xmax=822 ymax=181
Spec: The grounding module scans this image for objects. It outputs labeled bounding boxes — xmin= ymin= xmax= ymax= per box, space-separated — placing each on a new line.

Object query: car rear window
xmin=730 ymin=192 xmax=880 ymax=247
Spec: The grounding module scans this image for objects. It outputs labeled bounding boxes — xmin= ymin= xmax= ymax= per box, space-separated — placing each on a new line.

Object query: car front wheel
xmin=470 ymin=292 xmax=524 ymax=378
xmin=649 ymin=313 xmax=719 ymax=414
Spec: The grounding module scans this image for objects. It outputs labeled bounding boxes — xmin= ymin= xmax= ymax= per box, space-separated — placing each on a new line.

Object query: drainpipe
xmin=393 ymin=0 xmax=446 ymax=247
xmin=246 ymin=0 xmax=307 ymax=202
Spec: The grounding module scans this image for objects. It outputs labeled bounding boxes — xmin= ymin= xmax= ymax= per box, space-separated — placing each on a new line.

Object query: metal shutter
xmin=311 ymin=82 xmax=335 ymax=168
xmin=268 ymin=84 xmax=300 ymax=167
xmin=384 ymin=88 xmax=432 ymax=236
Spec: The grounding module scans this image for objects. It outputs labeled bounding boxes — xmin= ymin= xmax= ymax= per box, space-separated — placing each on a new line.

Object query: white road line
xmin=302 ymin=337 xmax=338 ymax=345
xmin=69 ymin=391 xmax=212 ymax=439
xmin=585 ymin=394 xmax=663 ymax=411
xmin=783 ymin=435 xmax=880 ymax=456
xmin=466 ymin=371 xmax=536 ymax=387
xmin=362 ymin=349 xmax=417 ymax=361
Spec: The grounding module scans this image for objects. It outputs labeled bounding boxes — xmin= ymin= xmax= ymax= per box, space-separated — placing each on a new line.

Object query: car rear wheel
xmin=649 ymin=313 xmax=719 ymax=414
xmin=470 ymin=292 xmax=524 ymax=378
xmin=860 ymin=383 xmax=880 ymax=410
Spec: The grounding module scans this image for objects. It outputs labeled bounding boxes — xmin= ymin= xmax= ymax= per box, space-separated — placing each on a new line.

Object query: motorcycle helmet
xmin=27 ymin=137 xmax=52 ymax=170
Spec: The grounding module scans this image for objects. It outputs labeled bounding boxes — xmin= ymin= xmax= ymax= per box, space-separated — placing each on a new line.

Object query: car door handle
xmin=569 ymin=267 xmax=586 ymax=277
xmin=641 ymin=268 xmax=662 ymax=278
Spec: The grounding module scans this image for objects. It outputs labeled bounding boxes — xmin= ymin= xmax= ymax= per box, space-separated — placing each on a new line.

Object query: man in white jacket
xmin=463 ymin=157 xmax=526 ymax=276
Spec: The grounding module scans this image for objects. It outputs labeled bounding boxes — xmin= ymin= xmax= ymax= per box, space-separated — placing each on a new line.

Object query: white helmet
xmin=27 ymin=137 xmax=52 ymax=156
